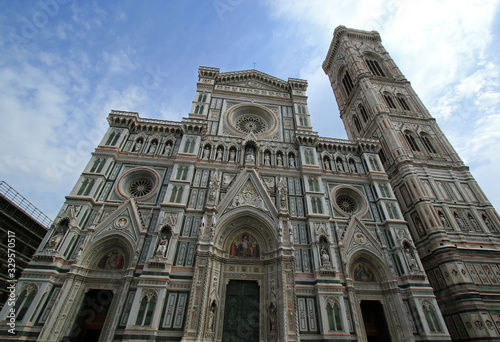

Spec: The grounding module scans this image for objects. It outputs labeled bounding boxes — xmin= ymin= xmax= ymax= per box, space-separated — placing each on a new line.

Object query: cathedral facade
xmin=1 ymin=26 xmax=499 ymax=341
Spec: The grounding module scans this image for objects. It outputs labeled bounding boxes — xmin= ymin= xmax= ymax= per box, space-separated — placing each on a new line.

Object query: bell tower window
xmin=383 ymin=94 xmax=397 ymax=109
xmin=342 ymin=70 xmax=354 ymax=96
xmin=365 ymin=59 xmax=386 ymax=77
xmin=353 ymin=115 xmax=362 ymax=133
xmin=397 ymin=96 xmax=411 ymax=111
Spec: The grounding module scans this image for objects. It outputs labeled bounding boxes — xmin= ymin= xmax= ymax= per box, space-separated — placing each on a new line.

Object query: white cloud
xmin=266 ymin=0 xmax=500 ymax=209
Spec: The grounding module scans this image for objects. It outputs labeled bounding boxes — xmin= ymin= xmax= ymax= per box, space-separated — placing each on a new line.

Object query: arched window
xmin=105 ymin=132 xmax=116 ymax=145
xmin=15 ymin=284 xmax=37 ymax=321
xmin=135 ymin=291 xmax=157 ymax=326
xmin=203 ymin=94 xmax=207 ymax=102
xmin=183 ymin=137 xmax=195 ymax=154
xmin=397 ymin=96 xmax=411 ymax=111
xmin=353 ymin=115 xmax=362 ymax=133
xmin=404 ymin=131 xmax=421 ymax=152
xmin=176 ymin=165 xmax=189 ymax=180
xmin=84 ymin=179 xmax=95 ymax=196
xmin=365 ymin=59 xmax=386 ymax=77
xmin=342 ymin=70 xmax=354 ymax=96
xmin=326 ymin=300 xmax=343 ymax=331
xmin=386 ymin=202 xmax=399 ymax=219
xmin=383 ymin=94 xmax=397 ymax=109
xmin=369 ymin=156 xmax=381 ymax=171
xmin=199 ymin=105 xmax=204 ymax=114
xmin=304 ymin=149 xmax=314 ymax=165
xmin=77 ymin=179 xmax=89 ymax=195
xmin=311 ymin=197 xmax=323 ymax=214
xmin=422 ymin=301 xmax=443 ymax=333
xmin=420 ymin=133 xmax=437 ymax=154
xmin=308 ymin=177 xmax=319 ymax=192
xmin=90 ymin=158 xmax=101 ymax=173
xmin=359 ymin=104 xmax=369 ymax=122
xmin=194 ymin=105 xmax=200 ymax=114
xmin=169 ymin=186 xmax=184 ymax=203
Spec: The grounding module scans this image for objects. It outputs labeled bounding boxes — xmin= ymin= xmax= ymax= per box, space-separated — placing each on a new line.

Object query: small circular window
xmin=116 ymin=168 xmax=159 ymax=200
xmin=128 ymin=178 xmax=153 ymax=197
xmin=236 ymin=115 xmax=267 ymax=134
xmin=336 ymin=195 xmax=357 ymax=214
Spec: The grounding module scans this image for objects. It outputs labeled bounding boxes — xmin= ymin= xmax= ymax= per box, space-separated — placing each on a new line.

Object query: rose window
xmin=128 ymin=178 xmax=154 ymax=197
xmin=235 ymin=115 xmax=267 ymax=134
xmin=336 ymin=195 xmax=357 ymax=213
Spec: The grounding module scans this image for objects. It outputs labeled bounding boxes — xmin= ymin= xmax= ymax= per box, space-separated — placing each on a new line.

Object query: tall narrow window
xmin=359 ymin=104 xmax=369 ymax=122
xmin=16 ymin=285 xmax=37 ymax=321
xmin=308 ymin=177 xmax=319 ymax=192
xmin=90 ymin=158 xmax=101 ymax=173
xmin=327 ymin=301 xmax=343 ymax=331
xmin=342 ymin=70 xmax=354 ymax=96
xmin=383 ymin=94 xmax=397 ymax=109
xmin=83 ymin=179 xmax=95 ymax=196
xmin=183 ymin=137 xmax=195 ymax=153
xmin=194 ymin=105 xmax=200 ymax=114
xmin=96 ymin=159 xmax=106 ymax=173
xmin=311 ymin=197 xmax=323 ymax=214
xmin=420 ymin=134 xmax=437 ymax=154
xmin=365 ymin=59 xmax=386 ymax=77
xmin=404 ymin=132 xmax=421 ymax=152
xmin=423 ymin=302 xmax=443 ymax=332
xmin=353 ymin=115 xmax=362 ymax=133
xmin=111 ymin=131 xmax=120 ymax=146
xmin=77 ymin=179 xmax=89 ymax=195
xmin=105 ymin=132 xmax=115 ymax=145
xmin=397 ymin=96 xmax=411 ymax=111
xmin=135 ymin=292 xmax=157 ymax=326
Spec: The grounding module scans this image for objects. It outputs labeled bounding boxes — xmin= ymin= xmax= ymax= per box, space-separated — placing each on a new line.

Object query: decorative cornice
xmin=108 ymin=110 xmax=183 ymax=135
xmin=322 ymin=25 xmax=382 ymax=73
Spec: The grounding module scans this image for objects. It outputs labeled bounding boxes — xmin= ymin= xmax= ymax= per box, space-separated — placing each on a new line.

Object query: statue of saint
xmin=163 ymin=143 xmax=172 ymax=156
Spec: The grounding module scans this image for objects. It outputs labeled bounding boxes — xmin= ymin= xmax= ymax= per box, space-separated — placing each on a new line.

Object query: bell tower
xmin=323 ymin=26 xmax=500 ymax=341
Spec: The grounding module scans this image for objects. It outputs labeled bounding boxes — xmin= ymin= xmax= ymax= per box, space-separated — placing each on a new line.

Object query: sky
xmin=1 ymin=0 xmax=500 ymax=221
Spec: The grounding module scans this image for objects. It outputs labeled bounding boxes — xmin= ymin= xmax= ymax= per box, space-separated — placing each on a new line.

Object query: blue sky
xmin=1 ymin=0 xmax=500 ymax=220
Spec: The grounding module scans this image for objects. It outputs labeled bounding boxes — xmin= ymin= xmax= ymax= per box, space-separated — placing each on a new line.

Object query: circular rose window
xmin=128 ymin=178 xmax=154 ymax=197
xmin=116 ymin=168 xmax=159 ymax=200
xmin=227 ymin=104 xmax=277 ymax=136
xmin=336 ymin=195 xmax=357 ymax=213
xmin=235 ymin=115 xmax=267 ymax=134
xmin=332 ymin=186 xmax=368 ymax=216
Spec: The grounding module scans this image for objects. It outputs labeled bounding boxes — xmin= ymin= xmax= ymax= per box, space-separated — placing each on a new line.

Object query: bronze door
xmin=222 ymin=280 xmax=260 ymax=341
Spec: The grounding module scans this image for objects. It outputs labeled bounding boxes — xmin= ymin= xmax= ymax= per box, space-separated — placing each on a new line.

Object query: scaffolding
xmin=0 ymin=180 xmax=52 ymax=229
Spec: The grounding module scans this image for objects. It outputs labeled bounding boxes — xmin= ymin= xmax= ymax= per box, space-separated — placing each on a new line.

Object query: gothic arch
xmin=348 ymin=250 xmax=392 ymax=283
xmin=214 ymin=210 xmax=278 ymax=256
xmin=79 ymin=235 xmax=134 ymax=271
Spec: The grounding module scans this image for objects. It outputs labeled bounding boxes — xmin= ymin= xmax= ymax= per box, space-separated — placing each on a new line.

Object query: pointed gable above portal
xmin=91 ymin=198 xmax=145 ymax=246
xmin=217 ymin=169 xmax=278 ymax=218
xmin=341 ymin=215 xmax=384 ymax=261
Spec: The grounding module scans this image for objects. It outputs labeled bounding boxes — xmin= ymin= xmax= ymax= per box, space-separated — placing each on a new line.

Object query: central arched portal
xmin=186 ymin=210 xmax=297 ymax=341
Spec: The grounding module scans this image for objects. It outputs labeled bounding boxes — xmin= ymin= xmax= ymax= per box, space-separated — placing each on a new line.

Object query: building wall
xmin=0 ymin=30 xmax=484 ymax=341
xmin=0 ymin=182 xmax=49 ymax=312
xmin=323 ymin=26 xmax=500 ymax=341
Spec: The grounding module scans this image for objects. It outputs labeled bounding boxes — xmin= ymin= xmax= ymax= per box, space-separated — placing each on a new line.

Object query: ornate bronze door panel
xmin=222 ymin=280 xmax=260 ymax=341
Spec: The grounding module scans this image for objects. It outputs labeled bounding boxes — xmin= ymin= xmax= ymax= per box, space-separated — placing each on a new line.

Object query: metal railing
xmin=0 ymin=181 xmax=52 ymax=229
